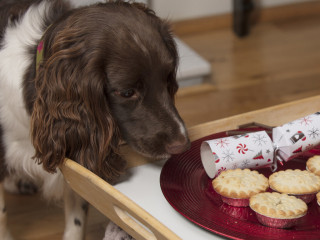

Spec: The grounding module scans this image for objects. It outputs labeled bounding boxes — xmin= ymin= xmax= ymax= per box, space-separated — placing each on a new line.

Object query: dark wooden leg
xmin=233 ymin=0 xmax=254 ymax=37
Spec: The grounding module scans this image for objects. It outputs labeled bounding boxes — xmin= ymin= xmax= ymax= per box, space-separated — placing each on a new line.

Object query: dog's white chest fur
xmin=0 ymin=1 xmax=64 ymax=200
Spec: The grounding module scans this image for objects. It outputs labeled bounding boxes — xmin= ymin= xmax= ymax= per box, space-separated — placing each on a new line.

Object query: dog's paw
xmin=103 ymin=221 xmax=135 ymax=240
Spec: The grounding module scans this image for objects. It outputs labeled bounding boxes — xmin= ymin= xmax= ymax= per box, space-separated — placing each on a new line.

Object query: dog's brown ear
xmin=31 ymin=28 xmax=124 ymax=181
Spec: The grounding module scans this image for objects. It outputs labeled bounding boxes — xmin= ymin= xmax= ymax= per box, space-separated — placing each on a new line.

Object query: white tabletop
xmin=114 ymin=159 xmax=227 ymax=240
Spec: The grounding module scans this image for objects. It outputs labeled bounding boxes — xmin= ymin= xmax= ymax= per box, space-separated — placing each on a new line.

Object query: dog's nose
xmin=166 ymin=139 xmax=190 ymax=155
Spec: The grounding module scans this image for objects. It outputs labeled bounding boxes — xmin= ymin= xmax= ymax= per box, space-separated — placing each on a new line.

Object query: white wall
xmin=153 ymin=0 xmax=231 ymax=21
xmin=67 ymin=0 xmax=314 ymax=21
xmin=152 ymin=0 xmax=314 ymax=21
xmin=68 ymin=0 xmax=147 ymax=8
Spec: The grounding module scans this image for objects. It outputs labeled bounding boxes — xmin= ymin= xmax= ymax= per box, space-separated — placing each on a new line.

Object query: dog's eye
xmin=121 ymin=89 xmax=135 ymax=98
xmin=115 ymin=89 xmax=137 ymax=99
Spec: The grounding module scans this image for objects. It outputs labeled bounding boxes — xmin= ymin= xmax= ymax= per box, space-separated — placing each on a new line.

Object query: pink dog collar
xmin=36 ymin=40 xmax=44 ymax=71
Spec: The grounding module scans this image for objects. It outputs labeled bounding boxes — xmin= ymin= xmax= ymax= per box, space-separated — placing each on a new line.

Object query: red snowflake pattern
xmin=299 ymin=116 xmax=312 ymax=126
xmin=215 ymin=139 xmax=229 ymax=148
xmin=237 ymin=143 xmax=248 ymax=154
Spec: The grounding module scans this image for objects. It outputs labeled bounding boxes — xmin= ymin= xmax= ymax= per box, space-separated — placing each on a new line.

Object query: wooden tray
xmin=60 ymin=95 xmax=320 ymax=240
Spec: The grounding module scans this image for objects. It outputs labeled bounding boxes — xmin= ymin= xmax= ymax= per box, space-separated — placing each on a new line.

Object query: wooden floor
xmin=7 ymin=8 xmax=320 ymax=240
xmin=176 ymin=15 xmax=320 ymax=127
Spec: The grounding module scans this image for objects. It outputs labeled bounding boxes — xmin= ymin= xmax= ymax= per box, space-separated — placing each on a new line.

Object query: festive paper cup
xmin=290 ymin=193 xmax=316 ymax=204
xmin=201 ymin=131 xmax=274 ymax=178
xmin=220 ymin=195 xmax=249 ymax=207
xmin=219 ymin=203 xmax=252 ymax=221
xmin=253 ymin=211 xmax=306 ymax=229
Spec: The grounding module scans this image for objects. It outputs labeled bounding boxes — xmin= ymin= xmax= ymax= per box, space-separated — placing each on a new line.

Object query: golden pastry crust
xmin=212 ymin=168 xmax=269 ymax=199
xmin=307 ymin=155 xmax=320 ymax=176
xmin=269 ymin=169 xmax=320 ymax=194
xmin=250 ymin=192 xmax=307 ymax=219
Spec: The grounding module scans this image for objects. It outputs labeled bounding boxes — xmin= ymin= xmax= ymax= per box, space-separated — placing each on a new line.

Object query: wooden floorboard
xmin=6 ymin=6 xmax=320 ymax=240
xmin=6 ymin=192 xmax=107 ymax=240
xmin=176 ymin=15 xmax=320 ymax=127
xmin=172 ymin=1 xmax=320 ymax=36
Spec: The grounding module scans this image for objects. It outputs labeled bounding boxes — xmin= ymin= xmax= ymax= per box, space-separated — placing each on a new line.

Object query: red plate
xmin=160 ymin=129 xmax=320 ymax=240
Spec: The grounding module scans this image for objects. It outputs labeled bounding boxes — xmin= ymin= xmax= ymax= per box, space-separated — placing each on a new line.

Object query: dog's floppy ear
xmin=31 ymin=27 xmax=124 ymax=181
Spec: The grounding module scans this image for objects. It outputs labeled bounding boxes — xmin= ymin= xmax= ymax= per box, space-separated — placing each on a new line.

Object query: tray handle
xmin=60 ymin=158 xmax=181 ymax=240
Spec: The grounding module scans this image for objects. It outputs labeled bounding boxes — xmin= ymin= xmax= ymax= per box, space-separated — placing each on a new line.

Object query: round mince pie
xmin=269 ymin=169 xmax=320 ymax=203
xmin=212 ymin=168 xmax=269 ymax=206
xmin=307 ymin=155 xmax=320 ymax=176
xmin=250 ymin=192 xmax=307 ymax=228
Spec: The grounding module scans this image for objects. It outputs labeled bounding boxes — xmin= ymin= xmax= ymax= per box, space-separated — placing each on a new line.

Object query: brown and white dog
xmin=0 ymin=0 xmax=190 ymax=239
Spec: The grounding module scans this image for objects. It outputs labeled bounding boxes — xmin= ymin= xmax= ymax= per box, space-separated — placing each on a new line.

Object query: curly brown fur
xmin=25 ymin=1 xmax=189 ymax=182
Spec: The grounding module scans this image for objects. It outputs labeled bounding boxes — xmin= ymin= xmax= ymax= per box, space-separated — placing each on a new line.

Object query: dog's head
xmin=30 ymin=2 xmax=190 ymax=181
